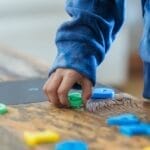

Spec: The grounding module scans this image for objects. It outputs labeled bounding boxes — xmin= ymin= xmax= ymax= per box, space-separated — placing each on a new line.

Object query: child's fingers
xmin=43 ymin=73 xmax=55 ymax=101
xmin=81 ymin=78 xmax=92 ymax=103
xmin=43 ymin=68 xmax=92 ymax=108
xmin=58 ymin=73 xmax=78 ymax=106
xmin=44 ymin=73 xmax=63 ymax=107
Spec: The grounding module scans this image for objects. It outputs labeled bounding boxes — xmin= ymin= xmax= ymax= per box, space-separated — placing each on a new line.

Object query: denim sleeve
xmin=49 ymin=0 xmax=125 ymax=85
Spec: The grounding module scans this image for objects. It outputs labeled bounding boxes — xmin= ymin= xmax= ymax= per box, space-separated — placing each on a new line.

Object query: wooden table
xmin=0 ymin=48 xmax=150 ymax=150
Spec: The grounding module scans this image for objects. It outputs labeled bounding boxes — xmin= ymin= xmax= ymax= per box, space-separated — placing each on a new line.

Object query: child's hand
xmin=43 ymin=68 xmax=92 ymax=107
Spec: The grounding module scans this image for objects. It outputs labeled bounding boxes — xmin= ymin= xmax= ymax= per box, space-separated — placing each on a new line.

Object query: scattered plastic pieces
xmin=106 ymin=113 xmax=140 ymax=126
xmin=0 ymin=103 xmax=8 ymax=115
xmin=119 ymin=123 xmax=150 ymax=137
xmin=55 ymin=140 xmax=88 ymax=150
xmin=91 ymin=88 xmax=115 ymax=99
xmin=68 ymin=92 xmax=83 ymax=109
xmin=24 ymin=130 xmax=60 ymax=146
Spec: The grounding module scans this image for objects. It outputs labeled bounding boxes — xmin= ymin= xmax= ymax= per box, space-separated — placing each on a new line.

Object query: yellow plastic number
xmin=24 ymin=130 xmax=60 ymax=146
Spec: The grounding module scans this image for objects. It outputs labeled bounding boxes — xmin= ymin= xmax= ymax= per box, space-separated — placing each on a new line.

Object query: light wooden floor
xmin=122 ymin=52 xmax=144 ymax=99
xmin=0 ymin=46 xmax=49 ymax=81
xmin=122 ymin=77 xmax=143 ymax=99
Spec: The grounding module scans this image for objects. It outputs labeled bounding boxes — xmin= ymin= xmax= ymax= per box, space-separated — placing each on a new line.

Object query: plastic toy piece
xmin=119 ymin=123 xmax=150 ymax=137
xmin=106 ymin=113 xmax=140 ymax=126
xmin=143 ymin=146 xmax=150 ymax=150
xmin=91 ymin=88 xmax=115 ymax=99
xmin=55 ymin=140 xmax=88 ymax=150
xmin=24 ymin=130 xmax=60 ymax=146
xmin=68 ymin=92 xmax=83 ymax=109
xmin=0 ymin=103 xmax=8 ymax=115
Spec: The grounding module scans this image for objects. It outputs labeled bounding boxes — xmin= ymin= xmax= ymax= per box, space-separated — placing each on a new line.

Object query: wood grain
xmin=0 ymin=93 xmax=150 ymax=150
xmin=0 ymin=47 xmax=150 ymax=150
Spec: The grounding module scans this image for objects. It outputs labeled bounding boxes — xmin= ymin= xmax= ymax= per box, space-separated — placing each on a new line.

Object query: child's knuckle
xmin=58 ymin=89 xmax=66 ymax=96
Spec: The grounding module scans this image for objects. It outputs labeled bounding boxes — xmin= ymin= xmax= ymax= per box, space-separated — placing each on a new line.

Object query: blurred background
xmin=0 ymin=0 xmax=144 ymax=98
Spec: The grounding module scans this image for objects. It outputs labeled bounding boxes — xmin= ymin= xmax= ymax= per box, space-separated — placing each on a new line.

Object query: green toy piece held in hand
xmin=0 ymin=103 xmax=8 ymax=115
xmin=68 ymin=92 xmax=83 ymax=109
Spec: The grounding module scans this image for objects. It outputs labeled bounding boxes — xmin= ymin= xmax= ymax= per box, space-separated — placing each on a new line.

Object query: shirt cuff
xmin=48 ymin=41 xmax=98 ymax=86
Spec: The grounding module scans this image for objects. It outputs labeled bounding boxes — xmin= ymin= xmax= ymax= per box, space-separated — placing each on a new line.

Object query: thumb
xmin=81 ymin=78 xmax=92 ymax=103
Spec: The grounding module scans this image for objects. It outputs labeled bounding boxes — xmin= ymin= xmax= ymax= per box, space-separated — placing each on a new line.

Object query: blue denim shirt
xmin=50 ymin=0 xmax=150 ymax=99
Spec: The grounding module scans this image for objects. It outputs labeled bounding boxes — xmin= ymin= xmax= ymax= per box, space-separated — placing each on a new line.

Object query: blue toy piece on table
xmin=55 ymin=140 xmax=88 ymax=150
xmin=91 ymin=88 xmax=115 ymax=99
xmin=119 ymin=123 xmax=150 ymax=137
xmin=106 ymin=113 xmax=140 ymax=126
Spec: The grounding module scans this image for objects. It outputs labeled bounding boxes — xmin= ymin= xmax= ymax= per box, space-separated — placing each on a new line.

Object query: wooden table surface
xmin=0 ymin=48 xmax=150 ymax=150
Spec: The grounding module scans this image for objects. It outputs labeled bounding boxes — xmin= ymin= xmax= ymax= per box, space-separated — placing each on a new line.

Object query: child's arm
xmin=43 ymin=0 xmax=125 ymax=107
